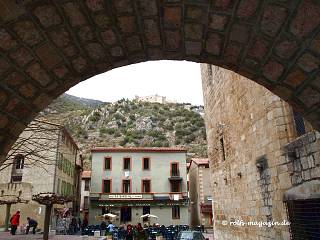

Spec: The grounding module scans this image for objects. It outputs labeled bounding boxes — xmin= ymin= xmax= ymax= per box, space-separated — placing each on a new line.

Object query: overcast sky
xmin=66 ymin=60 xmax=204 ymax=105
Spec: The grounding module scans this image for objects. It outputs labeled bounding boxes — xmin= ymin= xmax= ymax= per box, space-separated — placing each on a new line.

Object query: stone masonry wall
xmin=283 ymin=131 xmax=320 ymax=187
xmin=200 ymin=64 xmax=313 ymax=240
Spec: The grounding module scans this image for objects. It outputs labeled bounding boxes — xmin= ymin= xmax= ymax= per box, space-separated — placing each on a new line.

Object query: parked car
xmin=177 ymin=231 xmax=209 ymax=240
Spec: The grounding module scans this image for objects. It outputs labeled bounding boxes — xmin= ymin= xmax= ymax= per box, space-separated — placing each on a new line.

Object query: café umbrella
xmin=140 ymin=214 xmax=158 ymax=219
xmin=103 ymin=213 xmax=117 ymax=218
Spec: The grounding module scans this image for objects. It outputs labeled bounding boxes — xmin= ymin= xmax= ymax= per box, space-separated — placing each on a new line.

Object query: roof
xmin=191 ymin=158 xmax=209 ymax=166
xmin=82 ymin=171 xmax=91 ymax=179
xmin=91 ymin=147 xmax=187 ymax=153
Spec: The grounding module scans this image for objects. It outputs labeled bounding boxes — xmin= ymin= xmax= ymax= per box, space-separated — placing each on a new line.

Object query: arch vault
xmin=0 ymin=0 xmax=319 ymax=163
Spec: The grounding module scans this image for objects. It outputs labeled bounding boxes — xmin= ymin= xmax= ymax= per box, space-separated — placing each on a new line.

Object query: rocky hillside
xmin=40 ymin=94 xmax=207 ymax=170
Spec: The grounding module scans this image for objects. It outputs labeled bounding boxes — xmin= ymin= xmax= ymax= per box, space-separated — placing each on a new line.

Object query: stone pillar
xmin=4 ymin=203 xmax=11 ymax=231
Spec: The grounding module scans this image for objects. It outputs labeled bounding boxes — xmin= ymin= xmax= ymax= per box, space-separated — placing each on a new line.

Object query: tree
xmin=32 ymin=192 xmax=74 ymax=240
xmin=0 ymin=193 xmax=29 ymax=231
xmin=0 ymin=119 xmax=79 ymax=236
xmin=1 ymin=119 xmax=67 ymax=172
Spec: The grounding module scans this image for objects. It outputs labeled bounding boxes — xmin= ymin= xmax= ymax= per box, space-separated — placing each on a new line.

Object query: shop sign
xmin=109 ymin=194 xmax=143 ymax=199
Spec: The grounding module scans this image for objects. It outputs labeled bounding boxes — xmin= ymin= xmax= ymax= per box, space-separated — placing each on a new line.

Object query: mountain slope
xmin=41 ymin=95 xmax=207 ymax=170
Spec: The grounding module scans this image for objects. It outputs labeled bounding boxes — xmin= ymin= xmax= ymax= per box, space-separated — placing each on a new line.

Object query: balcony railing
xmin=171 ymin=170 xmax=180 ymax=177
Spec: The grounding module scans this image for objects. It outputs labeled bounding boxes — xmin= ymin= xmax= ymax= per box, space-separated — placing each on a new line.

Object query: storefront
xmin=89 ymin=193 xmax=189 ymax=226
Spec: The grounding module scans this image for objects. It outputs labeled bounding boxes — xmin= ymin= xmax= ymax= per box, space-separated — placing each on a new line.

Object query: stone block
xmin=93 ymin=14 xmax=111 ymax=28
xmin=49 ymin=29 xmax=71 ymax=48
xmin=260 ymin=5 xmax=287 ymax=37
xmin=63 ymin=45 xmax=78 ymax=57
xmin=214 ymin=0 xmax=234 ymax=10
xmin=237 ymin=0 xmax=259 ymax=19
xmin=18 ymin=84 xmax=37 ymax=98
xmin=262 ymin=59 xmax=284 ymax=81
xmin=186 ymin=6 xmax=204 ymax=21
xmin=113 ymin=0 xmax=133 ymax=13
xmin=185 ymin=23 xmax=203 ymax=41
xmin=206 ymin=32 xmax=223 ymax=55
xmin=275 ymin=38 xmax=298 ymax=60
xmin=297 ymin=53 xmax=320 ymax=73
xmin=310 ymin=167 xmax=320 ymax=179
xmin=0 ymin=28 xmax=17 ymax=51
xmin=63 ymin=2 xmax=86 ymax=27
xmin=137 ymin=0 xmax=157 ymax=17
xmin=101 ymin=29 xmax=117 ymax=45
xmin=72 ymin=56 xmax=87 ymax=73
xmin=85 ymin=43 xmax=106 ymax=61
xmin=290 ymin=0 xmax=320 ymax=38
xmin=299 ymin=87 xmax=320 ymax=108
xmin=77 ymin=26 xmax=94 ymax=42
xmin=13 ymin=21 xmax=43 ymax=46
xmin=185 ymin=41 xmax=202 ymax=55
xmin=33 ymin=5 xmax=62 ymax=28
xmin=284 ymin=68 xmax=306 ymax=88
xmin=278 ymin=173 xmax=291 ymax=189
xmin=36 ymin=43 xmax=62 ymax=69
xmin=118 ymin=16 xmax=136 ymax=34
xmin=0 ymin=89 xmax=8 ymax=108
xmin=0 ymin=113 xmax=9 ymax=129
xmin=165 ymin=30 xmax=181 ymax=50
xmin=229 ymin=23 xmax=250 ymax=44
xmin=0 ymin=57 xmax=10 ymax=75
xmin=53 ymin=65 xmax=69 ymax=79
xmin=164 ymin=7 xmax=182 ymax=29
xmin=125 ymin=35 xmax=143 ymax=52
xmin=26 ymin=63 xmax=51 ymax=87
xmin=9 ymin=48 xmax=34 ymax=67
xmin=302 ymin=169 xmax=311 ymax=180
xmin=208 ymin=14 xmax=229 ymax=31
xmin=85 ymin=0 xmax=104 ymax=12
xmin=4 ymin=72 xmax=24 ymax=87
xmin=143 ymin=19 xmax=161 ymax=46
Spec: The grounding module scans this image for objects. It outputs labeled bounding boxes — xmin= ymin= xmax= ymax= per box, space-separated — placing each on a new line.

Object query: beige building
xmin=0 ymin=120 xmax=80 ymax=230
xmin=89 ymin=147 xmax=189 ymax=226
xmin=188 ymin=158 xmax=213 ymax=229
xmin=201 ymin=65 xmax=320 ymax=240
xmin=80 ymin=171 xmax=91 ymax=219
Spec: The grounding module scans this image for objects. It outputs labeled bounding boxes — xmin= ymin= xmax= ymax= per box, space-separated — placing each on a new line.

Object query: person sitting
xmin=26 ymin=217 xmax=38 ymax=234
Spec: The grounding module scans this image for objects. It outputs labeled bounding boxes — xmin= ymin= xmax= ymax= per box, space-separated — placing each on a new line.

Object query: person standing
xmin=125 ymin=224 xmax=134 ymax=240
xmin=100 ymin=220 xmax=107 ymax=236
xmin=10 ymin=211 xmax=20 ymax=235
xmin=26 ymin=217 xmax=38 ymax=234
xmin=107 ymin=221 xmax=115 ymax=233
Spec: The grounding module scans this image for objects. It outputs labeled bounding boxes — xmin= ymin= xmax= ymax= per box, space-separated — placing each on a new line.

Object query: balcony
xmin=168 ymin=170 xmax=183 ymax=181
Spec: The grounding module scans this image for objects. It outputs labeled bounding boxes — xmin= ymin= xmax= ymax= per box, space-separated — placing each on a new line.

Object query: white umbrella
xmin=103 ymin=213 xmax=117 ymax=218
xmin=140 ymin=214 xmax=158 ymax=219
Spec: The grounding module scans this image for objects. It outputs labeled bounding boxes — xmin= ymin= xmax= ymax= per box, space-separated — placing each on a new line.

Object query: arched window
xmin=14 ymin=154 xmax=25 ymax=169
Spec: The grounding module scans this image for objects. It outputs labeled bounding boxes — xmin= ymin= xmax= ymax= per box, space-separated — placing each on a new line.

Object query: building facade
xmin=134 ymin=95 xmax=177 ymax=104
xmin=201 ymin=65 xmax=320 ymax=240
xmin=80 ymin=171 xmax=91 ymax=220
xmin=89 ymin=147 xmax=189 ymax=226
xmin=0 ymin=120 xmax=80 ymax=230
xmin=188 ymin=158 xmax=213 ymax=229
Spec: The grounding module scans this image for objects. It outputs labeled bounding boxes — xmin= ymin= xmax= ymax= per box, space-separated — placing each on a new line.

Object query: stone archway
xmin=0 ymin=0 xmax=319 ymax=163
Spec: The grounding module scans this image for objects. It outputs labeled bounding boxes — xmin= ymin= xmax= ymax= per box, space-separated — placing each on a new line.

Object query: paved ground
xmin=0 ymin=231 xmax=214 ymax=239
xmin=0 ymin=232 xmax=81 ymax=240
